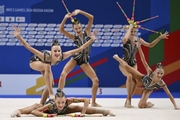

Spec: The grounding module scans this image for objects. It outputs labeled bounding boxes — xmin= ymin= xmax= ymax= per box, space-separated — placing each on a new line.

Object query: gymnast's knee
xmin=44 ymin=64 xmax=51 ymax=72
xmin=126 ymin=73 xmax=133 ymax=80
xmin=60 ymin=72 xmax=68 ymax=81
xmin=92 ymin=77 xmax=99 ymax=85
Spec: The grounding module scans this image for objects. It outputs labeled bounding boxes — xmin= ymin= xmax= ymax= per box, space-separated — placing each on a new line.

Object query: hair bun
xmin=57 ymin=88 xmax=62 ymax=93
xmin=156 ymin=62 xmax=164 ymax=69
xmin=52 ymin=39 xmax=59 ymax=46
xmin=157 ymin=62 xmax=162 ymax=66
xmin=72 ymin=17 xmax=80 ymax=24
xmin=53 ymin=39 xmax=58 ymax=44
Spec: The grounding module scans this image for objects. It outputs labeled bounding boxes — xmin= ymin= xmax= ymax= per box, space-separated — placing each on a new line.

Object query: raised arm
xmin=72 ymin=9 xmax=94 ymax=36
xmin=67 ymin=98 xmax=90 ymax=115
xmin=12 ymin=26 xmax=46 ymax=61
xmin=162 ymin=83 xmax=180 ymax=110
xmin=122 ymin=24 xmax=134 ymax=44
xmin=62 ymin=30 xmax=98 ymax=60
xmin=138 ymin=45 xmax=152 ymax=74
xmin=141 ymin=31 xmax=169 ymax=48
xmin=59 ymin=13 xmax=74 ymax=40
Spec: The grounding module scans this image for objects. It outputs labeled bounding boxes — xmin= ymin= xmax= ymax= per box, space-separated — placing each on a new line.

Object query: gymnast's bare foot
xmin=147 ymin=102 xmax=154 ymax=108
xmin=124 ymin=100 xmax=134 ymax=108
xmin=91 ymin=103 xmax=102 ymax=107
xmin=125 ymin=103 xmax=134 ymax=108
xmin=103 ymin=110 xmax=116 ymax=116
xmin=11 ymin=110 xmax=21 ymax=117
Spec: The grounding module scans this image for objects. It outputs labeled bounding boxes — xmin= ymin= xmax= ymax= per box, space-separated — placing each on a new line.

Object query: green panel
xmin=65 ymin=73 xmax=87 ymax=86
xmin=148 ymin=30 xmax=164 ymax=66
xmin=170 ymin=0 xmax=180 ymax=32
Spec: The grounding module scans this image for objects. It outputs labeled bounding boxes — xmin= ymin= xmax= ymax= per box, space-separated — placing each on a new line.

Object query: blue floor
xmin=0 ymin=92 xmax=180 ymax=98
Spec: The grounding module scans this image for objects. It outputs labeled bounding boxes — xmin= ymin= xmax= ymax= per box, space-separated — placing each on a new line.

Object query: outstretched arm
xmin=138 ymin=45 xmax=152 ymax=75
xmin=62 ymin=30 xmax=98 ymax=60
xmin=59 ymin=13 xmax=74 ymax=40
xmin=141 ymin=31 xmax=169 ymax=48
xmin=31 ymin=103 xmax=57 ymax=117
xmin=162 ymin=83 xmax=180 ymax=110
xmin=122 ymin=24 xmax=133 ymax=44
xmin=12 ymin=26 xmax=45 ymax=61
xmin=67 ymin=98 xmax=90 ymax=115
xmin=72 ymin=9 xmax=94 ymax=36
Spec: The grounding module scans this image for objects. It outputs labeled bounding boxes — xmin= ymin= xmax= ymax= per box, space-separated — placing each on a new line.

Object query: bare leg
xmin=58 ymin=58 xmax=76 ymax=89
xmin=40 ymin=87 xmax=49 ymax=104
xmin=120 ymin=66 xmax=134 ymax=107
xmin=127 ymin=77 xmax=137 ymax=106
xmin=40 ymin=70 xmax=54 ymax=104
xmin=138 ymin=90 xmax=153 ymax=108
xmin=11 ymin=103 xmax=42 ymax=117
xmin=81 ymin=64 xmax=101 ymax=107
xmin=113 ymin=54 xmax=143 ymax=81
xmin=43 ymin=64 xmax=54 ymax=99
xmin=130 ymin=64 xmax=138 ymax=103
xmin=64 ymin=105 xmax=115 ymax=116
xmin=30 ymin=62 xmax=54 ymax=99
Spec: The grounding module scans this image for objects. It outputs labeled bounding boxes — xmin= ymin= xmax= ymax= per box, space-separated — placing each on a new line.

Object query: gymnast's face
xmin=55 ymin=96 xmax=66 ymax=110
xmin=51 ymin=45 xmax=61 ymax=61
xmin=154 ymin=68 xmax=164 ymax=79
xmin=130 ymin=28 xmax=137 ymax=37
xmin=73 ymin=23 xmax=82 ymax=36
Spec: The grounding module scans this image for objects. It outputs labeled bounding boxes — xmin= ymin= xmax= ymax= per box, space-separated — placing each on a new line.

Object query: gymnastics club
xmin=135 ymin=15 xmax=159 ymax=24
xmin=116 ymin=2 xmax=130 ymax=22
xmin=131 ymin=0 xmax=136 ymax=21
xmin=58 ymin=113 xmax=103 ymax=117
xmin=138 ymin=26 xmax=159 ymax=34
xmin=62 ymin=0 xmax=74 ymax=23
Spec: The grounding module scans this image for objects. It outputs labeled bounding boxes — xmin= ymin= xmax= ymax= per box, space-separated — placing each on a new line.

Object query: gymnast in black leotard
xmin=72 ymin=31 xmax=91 ymax=66
xmin=58 ymin=9 xmax=101 ymax=107
xmin=12 ymin=26 xmax=97 ymax=104
xmin=113 ymin=43 xmax=180 ymax=109
xmin=117 ymin=23 xmax=169 ymax=108
xmin=11 ymin=89 xmax=115 ymax=117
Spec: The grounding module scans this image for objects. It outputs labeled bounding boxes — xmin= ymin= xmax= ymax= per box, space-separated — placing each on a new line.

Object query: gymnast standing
xmin=12 ymin=26 xmax=98 ymax=104
xmin=58 ymin=9 xmax=101 ymax=107
xmin=119 ymin=23 xmax=169 ymax=108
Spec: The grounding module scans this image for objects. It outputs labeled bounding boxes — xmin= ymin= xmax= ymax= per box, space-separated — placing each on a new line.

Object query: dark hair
xmin=72 ymin=18 xmax=81 ymax=27
xmin=156 ymin=62 xmax=164 ymax=69
xmin=52 ymin=39 xmax=60 ymax=47
xmin=55 ymin=89 xmax=66 ymax=99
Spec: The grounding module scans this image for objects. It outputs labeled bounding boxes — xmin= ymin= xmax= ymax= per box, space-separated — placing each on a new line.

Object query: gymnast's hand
xmin=72 ymin=9 xmax=81 ymax=16
xmin=64 ymin=13 xmax=73 ymax=19
xmin=12 ymin=26 xmax=21 ymax=37
xmin=159 ymin=31 xmax=169 ymax=39
xmin=136 ymin=38 xmax=143 ymax=47
xmin=79 ymin=114 xmax=85 ymax=117
xmin=91 ymin=30 xmax=98 ymax=41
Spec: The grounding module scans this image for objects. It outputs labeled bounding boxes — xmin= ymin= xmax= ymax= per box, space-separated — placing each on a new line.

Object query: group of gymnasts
xmin=10 ymin=8 xmax=180 ymax=118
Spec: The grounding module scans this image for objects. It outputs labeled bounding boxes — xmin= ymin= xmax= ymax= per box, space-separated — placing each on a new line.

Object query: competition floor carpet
xmin=0 ymin=98 xmax=180 ymax=120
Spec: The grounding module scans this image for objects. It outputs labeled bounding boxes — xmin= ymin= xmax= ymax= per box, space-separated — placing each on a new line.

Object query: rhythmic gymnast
xmin=58 ymin=9 xmax=101 ymax=107
xmin=113 ymin=42 xmax=180 ymax=109
xmin=120 ymin=23 xmax=169 ymax=108
xmin=116 ymin=1 xmax=169 ymax=108
xmin=12 ymin=26 xmax=98 ymax=104
xmin=11 ymin=89 xmax=115 ymax=117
